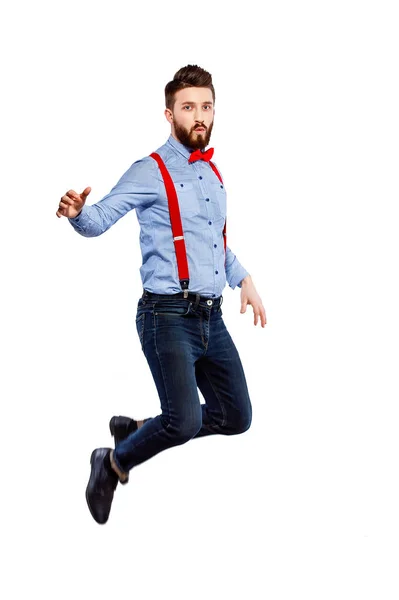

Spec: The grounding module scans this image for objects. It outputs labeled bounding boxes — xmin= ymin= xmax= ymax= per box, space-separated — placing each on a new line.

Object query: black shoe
xmin=85 ymin=448 xmax=118 ymax=524
xmin=109 ymin=415 xmax=138 ymax=446
xmin=109 ymin=416 xmax=138 ymax=485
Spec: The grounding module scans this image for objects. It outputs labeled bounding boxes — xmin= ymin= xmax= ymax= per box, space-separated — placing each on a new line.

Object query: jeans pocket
xmin=154 ymin=301 xmax=192 ymax=316
xmin=135 ymin=312 xmax=145 ymax=349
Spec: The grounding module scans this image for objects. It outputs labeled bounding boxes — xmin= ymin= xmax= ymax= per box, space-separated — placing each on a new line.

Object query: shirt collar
xmin=166 ymin=134 xmax=193 ymax=161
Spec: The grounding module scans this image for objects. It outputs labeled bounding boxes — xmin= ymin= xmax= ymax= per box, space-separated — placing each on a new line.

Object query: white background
xmin=1 ymin=1 xmax=398 ymax=598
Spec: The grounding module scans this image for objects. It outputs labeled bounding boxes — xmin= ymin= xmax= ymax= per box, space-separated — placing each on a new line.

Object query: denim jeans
xmin=112 ymin=290 xmax=252 ymax=474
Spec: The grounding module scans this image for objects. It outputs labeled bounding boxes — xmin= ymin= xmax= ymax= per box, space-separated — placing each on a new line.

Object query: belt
xmin=141 ymin=289 xmax=223 ymax=311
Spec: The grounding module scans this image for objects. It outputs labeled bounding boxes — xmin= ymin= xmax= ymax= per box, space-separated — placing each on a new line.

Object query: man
xmin=56 ymin=65 xmax=267 ymax=524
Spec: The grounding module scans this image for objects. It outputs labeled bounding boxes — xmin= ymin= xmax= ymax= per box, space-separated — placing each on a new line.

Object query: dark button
xmin=215 ymin=270 xmax=218 ymax=275
xmin=220 ymin=185 xmax=223 ymax=189
xmin=180 ymin=183 xmax=184 ymax=187
xmin=205 ymin=198 xmax=209 ymax=202
xmin=214 ymin=244 xmax=217 ymax=248
xmin=212 ymin=294 xmax=215 ymax=297
xmin=199 ymin=176 xmax=203 ymax=180
xmin=208 ymin=221 xmax=212 ymax=225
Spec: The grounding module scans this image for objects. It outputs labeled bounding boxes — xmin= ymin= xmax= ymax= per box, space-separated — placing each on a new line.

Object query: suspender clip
xmin=180 ymin=278 xmax=189 ymax=298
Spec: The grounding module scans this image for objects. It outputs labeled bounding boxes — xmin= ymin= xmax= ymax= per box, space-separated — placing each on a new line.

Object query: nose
xmin=194 ymin=106 xmax=208 ymax=122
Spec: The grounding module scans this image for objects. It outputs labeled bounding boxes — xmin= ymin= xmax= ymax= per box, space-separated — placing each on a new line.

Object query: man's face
xmin=166 ymin=87 xmax=214 ymax=150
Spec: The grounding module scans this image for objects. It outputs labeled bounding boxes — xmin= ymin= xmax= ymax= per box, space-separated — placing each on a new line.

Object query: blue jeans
xmin=113 ymin=290 xmax=252 ymax=474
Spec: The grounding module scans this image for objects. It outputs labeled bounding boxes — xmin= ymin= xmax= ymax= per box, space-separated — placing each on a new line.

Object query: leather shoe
xmin=109 ymin=415 xmax=138 ymax=446
xmin=109 ymin=416 xmax=138 ymax=485
xmin=86 ymin=448 xmax=118 ymax=524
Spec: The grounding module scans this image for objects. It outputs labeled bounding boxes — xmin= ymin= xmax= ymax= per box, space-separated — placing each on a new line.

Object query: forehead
xmin=174 ymin=87 xmax=213 ymax=105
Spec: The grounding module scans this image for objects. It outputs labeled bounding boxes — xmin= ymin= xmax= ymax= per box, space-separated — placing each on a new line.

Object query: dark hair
xmin=165 ymin=64 xmax=215 ymax=110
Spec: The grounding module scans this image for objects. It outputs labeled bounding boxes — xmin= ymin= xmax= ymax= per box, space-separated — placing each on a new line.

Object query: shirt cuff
xmin=68 ymin=207 xmax=90 ymax=232
xmin=229 ymin=267 xmax=250 ymax=290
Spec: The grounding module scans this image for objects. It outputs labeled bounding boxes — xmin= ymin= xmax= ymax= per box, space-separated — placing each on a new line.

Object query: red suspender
xmin=150 ymin=152 xmax=190 ymax=292
xmin=150 ymin=152 xmax=227 ymax=294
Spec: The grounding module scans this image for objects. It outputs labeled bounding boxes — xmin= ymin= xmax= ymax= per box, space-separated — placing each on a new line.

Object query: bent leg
xmin=194 ymin=317 xmax=252 ymax=438
xmin=113 ymin=311 xmax=203 ymax=473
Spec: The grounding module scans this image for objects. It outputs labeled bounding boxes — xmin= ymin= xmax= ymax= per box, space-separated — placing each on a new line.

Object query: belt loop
xmin=218 ymin=295 xmax=223 ymax=311
xmin=194 ymin=293 xmax=200 ymax=311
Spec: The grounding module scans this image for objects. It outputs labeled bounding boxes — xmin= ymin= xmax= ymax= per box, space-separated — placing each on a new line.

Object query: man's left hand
xmin=240 ymin=275 xmax=267 ymax=328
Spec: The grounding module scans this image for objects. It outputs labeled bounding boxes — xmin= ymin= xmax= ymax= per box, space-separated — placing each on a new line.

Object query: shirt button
xmin=208 ymin=221 xmax=212 ymax=225
xmin=215 ymin=270 xmax=218 ymax=275
xmin=199 ymin=176 xmax=203 ymax=180
xmin=214 ymin=244 xmax=217 ymax=248
xmin=205 ymin=198 xmax=209 ymax=202
xmin=180 ymin=184 xmax=184 ymax=187
xmin=220 ymin=185 xmax=223 ymax=189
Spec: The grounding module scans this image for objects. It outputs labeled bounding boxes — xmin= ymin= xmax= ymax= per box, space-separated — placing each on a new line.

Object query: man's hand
xmin=240 ymin=275 xmax=267 ymax=327
xmin=56 ymin=187 xmax=91 ymax=219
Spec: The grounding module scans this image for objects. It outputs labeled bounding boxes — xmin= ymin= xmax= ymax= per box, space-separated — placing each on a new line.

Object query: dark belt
xmin=141 ymin=289 xmax=223 ymax=312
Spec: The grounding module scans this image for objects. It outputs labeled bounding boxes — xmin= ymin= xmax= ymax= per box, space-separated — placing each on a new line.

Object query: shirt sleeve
xmin=225 ymin=245 xmax=250 ymax=290
xmin=68 ymin=157 xmax=160 ymax=237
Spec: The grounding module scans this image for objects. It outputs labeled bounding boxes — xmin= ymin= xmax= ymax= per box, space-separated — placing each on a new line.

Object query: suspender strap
xmin=150 ymin=152 xmax=228 ymax=291
xmin=150 ymin=152 xmax=190 ymax=292
xmin=209 ymin=161 xmax=227 ymax=262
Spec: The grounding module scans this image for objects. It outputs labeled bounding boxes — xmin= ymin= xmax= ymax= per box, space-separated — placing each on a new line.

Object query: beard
xmin=173 ymin=119 xmax=214 ymax=150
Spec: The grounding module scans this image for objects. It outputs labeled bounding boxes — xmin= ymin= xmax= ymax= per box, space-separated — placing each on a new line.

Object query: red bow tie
xmin=188 ymin=147 xmax=214 ymax=163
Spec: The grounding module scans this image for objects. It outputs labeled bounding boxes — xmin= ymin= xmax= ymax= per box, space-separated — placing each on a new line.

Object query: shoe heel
xmin=109 ymin=416 xmax=138 ymax=446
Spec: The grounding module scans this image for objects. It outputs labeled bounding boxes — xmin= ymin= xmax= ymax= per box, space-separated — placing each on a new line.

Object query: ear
xmin=164 ymin=108 xmax=173 ymax=124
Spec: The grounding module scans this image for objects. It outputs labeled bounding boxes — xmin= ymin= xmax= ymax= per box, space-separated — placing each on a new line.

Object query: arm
xmin=225 ymin=244 xmax=250 ymax=290
xmin=64 ymin=158 xmax=159 ymax=237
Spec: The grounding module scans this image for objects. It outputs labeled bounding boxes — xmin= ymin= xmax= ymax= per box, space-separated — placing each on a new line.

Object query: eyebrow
xmin=180 ymin=101 xmax=213 ymax=106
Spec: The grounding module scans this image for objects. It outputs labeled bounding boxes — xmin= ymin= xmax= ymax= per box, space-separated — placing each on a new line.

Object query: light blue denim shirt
xmin=68 ymin=134 xmax=249 ymax=297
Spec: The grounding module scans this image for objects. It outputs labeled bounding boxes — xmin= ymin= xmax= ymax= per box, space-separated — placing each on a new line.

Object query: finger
xmin=62 ymin=194 xmax=76 ymax=205
xmin=80 ymin=186 xmax=91 ymax=200
xmin=59 ymin=201 xmax=69 ymax=210
xmin=66 ymin=191 xmax=80 ymax=202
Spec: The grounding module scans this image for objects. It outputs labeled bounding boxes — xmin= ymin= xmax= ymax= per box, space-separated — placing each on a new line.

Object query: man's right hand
xmin=56 ymin=187 xmax=91 ymax=219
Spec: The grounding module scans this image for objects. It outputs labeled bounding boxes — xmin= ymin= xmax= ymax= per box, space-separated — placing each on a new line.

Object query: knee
xmin=164 ymin=415 xmax=202 ymax=444
xmin=229 ymin=405 xmax=252 ymax=435
xmin=234 ymin=413 xmax=252 ymax=434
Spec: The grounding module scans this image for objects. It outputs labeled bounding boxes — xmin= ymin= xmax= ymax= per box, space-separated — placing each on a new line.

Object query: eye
xmin=183 ymin=105 xmax=191 ymax=110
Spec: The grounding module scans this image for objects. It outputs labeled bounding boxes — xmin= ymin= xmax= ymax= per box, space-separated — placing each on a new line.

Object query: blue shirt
xmin=68 ymin=134 xmax=249 ymax=297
